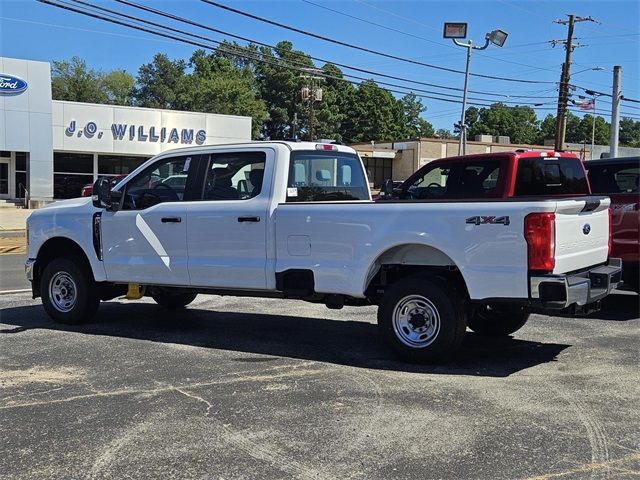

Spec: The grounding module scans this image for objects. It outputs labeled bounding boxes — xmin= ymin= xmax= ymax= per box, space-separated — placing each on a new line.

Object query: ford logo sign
xmin=0 ymin=74 xmax=28 ymax=95
xmin=583 ymin=224 xmax=591 ymax=235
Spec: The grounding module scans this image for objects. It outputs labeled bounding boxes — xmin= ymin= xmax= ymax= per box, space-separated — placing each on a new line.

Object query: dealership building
xmin=0 ymin=57 xmax=252 ymax=207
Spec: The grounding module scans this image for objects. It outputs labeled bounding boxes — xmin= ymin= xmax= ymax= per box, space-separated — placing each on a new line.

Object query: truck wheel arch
xmin=34 ymin=237 xmax=95 ymax=290
xmin=364 ymin=243 xmax=469 ymax=301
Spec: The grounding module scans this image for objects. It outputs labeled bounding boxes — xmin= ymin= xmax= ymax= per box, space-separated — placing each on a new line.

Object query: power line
xmin=300 ymin=0 xmax=561 ymax=75
xmin=110 ymin=0 xmax=555 ymax=102
xmin=111 ymin=0 xmax=517 ymax=98
xmin=201 ymin=0 xmax=555 ymax=84
xmin=300 ymin=0 xmax=450 ymax=49
xmin=39 ymin=0 xmax=512 ymax=110
xmin=39 ymin=0 xmax=627 ymax=121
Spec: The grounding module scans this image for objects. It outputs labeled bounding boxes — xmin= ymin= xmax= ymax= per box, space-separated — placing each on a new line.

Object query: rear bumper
xmin=530 ymin=258 xmax=622 ymax=310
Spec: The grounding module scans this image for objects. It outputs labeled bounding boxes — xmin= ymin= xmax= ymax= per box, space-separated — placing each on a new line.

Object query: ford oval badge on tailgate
xmin=0 ymin=74 xmax=28 ymax=95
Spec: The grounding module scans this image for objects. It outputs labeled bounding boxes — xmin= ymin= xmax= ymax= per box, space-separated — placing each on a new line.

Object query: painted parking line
xmin=0 ymin=246 xmax=26 ymax=255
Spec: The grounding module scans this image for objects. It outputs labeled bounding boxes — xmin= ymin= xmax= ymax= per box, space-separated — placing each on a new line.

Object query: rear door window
xmin=514 ymin=158 xmax=589 ymax=196
xmin=286 ymin=151 xmax=369 ymax=202
xmin=199 ymin=151 xmax=266 ymax=201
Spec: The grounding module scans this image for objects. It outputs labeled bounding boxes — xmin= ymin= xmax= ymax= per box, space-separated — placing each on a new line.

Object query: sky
xmin=1 ymin=0 xmax=639 ymax=131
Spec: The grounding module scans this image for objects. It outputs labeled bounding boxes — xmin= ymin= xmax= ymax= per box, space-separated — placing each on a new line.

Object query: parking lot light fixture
xmin=445 ymin=23 xmax=508 ymax=155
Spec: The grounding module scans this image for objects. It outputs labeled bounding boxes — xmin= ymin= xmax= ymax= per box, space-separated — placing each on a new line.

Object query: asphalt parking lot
xmin=1 ymin=289 xmax=639 ymax=480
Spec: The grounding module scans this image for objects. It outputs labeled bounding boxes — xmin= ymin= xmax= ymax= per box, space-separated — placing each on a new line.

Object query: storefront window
xmin=15 ymin=152 xmax=27 ymax=198
xmin=362 ymin=157 xmax=393 ymax=189
xmin=54 ymin=152 xmax=93 ymax=174
xmin=53 ymin=152 xmax=93 ymax=198
xmin=54 ymin=174 xmax=94 ymax=199
xmin=98 ymin=155 xmax=148 ymax=176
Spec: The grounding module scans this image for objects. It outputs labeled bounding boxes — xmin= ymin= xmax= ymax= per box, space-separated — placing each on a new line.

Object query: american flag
xmin=578 ymin=99 xmax=595 ymax=111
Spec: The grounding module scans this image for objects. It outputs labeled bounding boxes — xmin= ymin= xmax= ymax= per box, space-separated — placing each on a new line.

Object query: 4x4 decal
xmin=465 ymin=216 xmax=510 ymax=226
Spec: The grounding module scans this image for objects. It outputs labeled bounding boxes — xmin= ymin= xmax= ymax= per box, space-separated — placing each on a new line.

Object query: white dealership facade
xmin=0 ymin=57 xmax=252 ymax=206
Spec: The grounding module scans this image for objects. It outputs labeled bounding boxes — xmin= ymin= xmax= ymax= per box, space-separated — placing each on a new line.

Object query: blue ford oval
xmin=0 ymin=74 xmax=28 ymax=95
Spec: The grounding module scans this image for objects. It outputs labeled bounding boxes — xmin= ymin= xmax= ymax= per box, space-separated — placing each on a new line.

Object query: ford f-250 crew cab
xmin=25 ymin=142 xmax=622 ymax=361
xmin=377 ymin=150 xmax=591 ymax=201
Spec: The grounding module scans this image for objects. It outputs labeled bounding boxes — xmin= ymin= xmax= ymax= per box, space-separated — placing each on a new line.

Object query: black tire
xmin=152 ymin=292 xmax=198 ymax=309
xmin=467 ymin=304 xmax=530 ymax=337
xmin=377 ymin=276 xmax=467 ymax=362
xmin=41 ymin=256 xmax=99 ymax=324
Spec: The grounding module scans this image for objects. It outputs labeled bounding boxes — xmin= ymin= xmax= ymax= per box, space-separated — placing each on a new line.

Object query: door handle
xmin=161 ymin=216 xmax=182 ymax=223
xmin=237 ymin=216 xmax=261 ymax=223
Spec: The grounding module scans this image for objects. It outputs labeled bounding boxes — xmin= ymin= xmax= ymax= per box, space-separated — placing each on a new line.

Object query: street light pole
xmin=456 ymin=41 xmax=474 ymax=156
xmin=591 ymin=96 xmax=596 ymax=159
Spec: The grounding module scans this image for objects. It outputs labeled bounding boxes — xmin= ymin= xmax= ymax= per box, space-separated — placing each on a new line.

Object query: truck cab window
xmin=286 ymin=151 xmax=369 ymax=202
xmin=200 ymin=151 xmax=266 ymax=201
xmin=121 ymin=155 xmax=196 ymax=210
xmin=404 ymin=160 xmax=502 ymax=199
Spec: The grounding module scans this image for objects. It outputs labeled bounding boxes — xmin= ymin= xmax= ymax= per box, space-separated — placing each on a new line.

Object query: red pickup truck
xmin=587 ymin=156 xmax=639 ymax=292
xmin=378 ymin=150 xmax=591 ymax=201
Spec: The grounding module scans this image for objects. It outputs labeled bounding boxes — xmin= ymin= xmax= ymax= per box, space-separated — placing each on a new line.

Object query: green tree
xmin=467 ymin=103 xmax=540 ymax=144
xmin=182 ymin=50 xmax=267 ymax=139
xmin=135 ymin=53 xmax=187 ymax=109
xmin=538 ymin=114 xmax=556 ymax=144
xmin=619 ymin=117 xmax=640 ymax=147
xmin=252 ymin=41 xmax=315 ymax=139
xmin=51 ymin=56 xmax=108 ymax=103
xmin=577 ymin=115 xmax=609 ymax=146
xmin=103 ymin=70 xmax=135 ymax=106
xmin=435 ymin=128 xmax=455 ymax=139
xmin=344 ymin=80 xmax=405 ymax=142
xmin=401 ymin=93 xmax=434 ymax=138
xmin=564 ymin=112 xmax=583 ymax=143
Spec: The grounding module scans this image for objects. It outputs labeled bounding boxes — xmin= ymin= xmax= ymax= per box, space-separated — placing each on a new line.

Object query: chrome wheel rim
xmin=49 ymin=271 xmax=77 ymax=313
xmin=392 ymin=294 xmax=440 ymax=348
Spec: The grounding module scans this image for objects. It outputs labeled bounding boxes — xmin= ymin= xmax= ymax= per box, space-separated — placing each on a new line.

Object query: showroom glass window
xmin=53 ymin=152 xmax=94 ymax=199
xmin=98 ymin=155 xmax=148 ymax=176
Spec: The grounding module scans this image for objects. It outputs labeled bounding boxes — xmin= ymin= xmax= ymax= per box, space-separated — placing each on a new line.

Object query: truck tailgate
xmin=554 ymin=196 xmax=611 ymax=274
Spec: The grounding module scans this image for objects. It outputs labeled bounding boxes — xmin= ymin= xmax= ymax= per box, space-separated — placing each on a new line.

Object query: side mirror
xmin=92 ymin=177 xmax=122 ymax=211
xmin=380 ymin=179 xmax=397 ymax=200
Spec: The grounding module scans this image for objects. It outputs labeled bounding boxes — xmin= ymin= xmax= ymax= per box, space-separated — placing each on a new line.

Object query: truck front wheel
xmin=378 ymin=276 xmax=467 ymax=362
xmin=467 ymin=305 xmax=530 ymax=337
xmin=152 ymin=292 xmax=198 ymax=309
xmin=41 ymin=256 xmax=99 ymax=324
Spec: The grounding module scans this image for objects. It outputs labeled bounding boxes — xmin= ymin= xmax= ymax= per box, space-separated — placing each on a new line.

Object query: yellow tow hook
xmin=125 ymin=284 xmax=146 ymax=300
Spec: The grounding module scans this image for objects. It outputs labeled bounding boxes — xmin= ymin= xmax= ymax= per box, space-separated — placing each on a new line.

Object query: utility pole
xmin=300 ymin=70 xmax=324 ymax=141
xmin=609 ymin=65 xmax=622 ymax=158
xmin=552 ymin=14 xmax=595 ymax=151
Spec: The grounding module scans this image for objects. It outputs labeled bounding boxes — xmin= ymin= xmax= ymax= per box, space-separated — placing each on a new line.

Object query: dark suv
xmin=587 ymin=156 xmax=639 ymax=292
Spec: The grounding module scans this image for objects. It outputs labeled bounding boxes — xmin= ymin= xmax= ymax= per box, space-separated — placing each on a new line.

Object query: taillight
xmin=525 ymin=212 xmax=556 ymax=273
xmin=608 ymin=207 xmax=612 ymax=257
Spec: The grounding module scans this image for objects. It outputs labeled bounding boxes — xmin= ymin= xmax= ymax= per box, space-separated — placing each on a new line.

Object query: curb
xmin=0 ymin=288 xmax=31 ymax=295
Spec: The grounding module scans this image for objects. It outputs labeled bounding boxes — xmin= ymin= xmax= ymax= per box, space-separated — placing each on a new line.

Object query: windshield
xmin=286 ymin=151 xmax=369 ymax=202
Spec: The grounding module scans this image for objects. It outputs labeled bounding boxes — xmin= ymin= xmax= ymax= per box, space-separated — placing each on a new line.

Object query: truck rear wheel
xmin=152 ymin=292 xmax=198 ymax=309
xmin=41 ymin=256 xmax=99 ymax=324
xmin=377 ymin=276 xmax=467 ymax=362
xmin=467 ymin=305 xmax=530 ymax=337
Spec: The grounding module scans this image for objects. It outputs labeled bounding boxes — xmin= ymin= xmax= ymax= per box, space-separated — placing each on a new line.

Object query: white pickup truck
xmin=26 ymin=142 xmax=622 ymax=361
